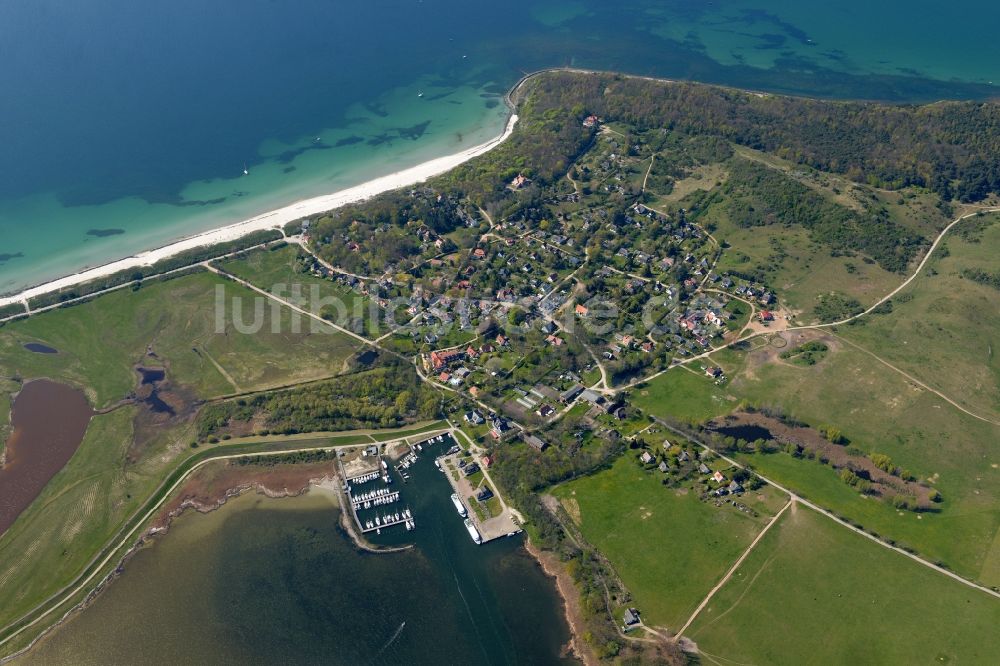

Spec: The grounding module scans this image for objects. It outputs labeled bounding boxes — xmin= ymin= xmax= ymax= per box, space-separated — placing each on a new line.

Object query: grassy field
xmin=0 ymin=269 xmax=368 ymax=647
xmin=842 ymin=213 xmax=1000 ymax=423
xmin=654 ymin=148 xmax=948 ymax=321
xmin=552 ymin=455 xmax=786 ymax=630
xmin=217 ymin=244 xmax=384 ymax=337
xmin=631 ymin=367 xmax=739 ymax=424
xmin=689 ymin=507 xmax=1000 ymax=665
xmin=0 ymin=270 xmax=360 ymax=406
xmin=712 ymin=219 xmax=901 ymax=321
xmin=636 ymin=336 xmax=1000 ymax=586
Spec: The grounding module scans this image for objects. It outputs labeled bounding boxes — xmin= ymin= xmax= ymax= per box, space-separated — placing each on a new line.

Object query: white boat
xmin=434 ymin=459 xmax=442 ymax=470
xmin=464 ymin=519 xmax=482 ymax=545
xmin=417 ymin=91 xmax=424 ymax=98
xmin=451 ymin=493 xmax=467 ymax=517
xmin=242 ymin=163 xmax=249 ymax=176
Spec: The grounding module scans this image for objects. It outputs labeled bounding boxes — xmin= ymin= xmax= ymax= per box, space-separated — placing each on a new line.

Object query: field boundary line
xmin=676 ymin=499 xmax=792 ymax=638
xmin=653 ymin=420 xmax=1000 ymax=605
xmin=832 ymin=333 xmax=1000 ymax=427
xmin=620 ymin=206 xmax=1000 ymax=393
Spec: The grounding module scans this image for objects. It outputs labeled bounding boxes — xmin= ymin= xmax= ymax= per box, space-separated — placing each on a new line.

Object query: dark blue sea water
xmin=1 ymin=0 xmax=997 ymax=293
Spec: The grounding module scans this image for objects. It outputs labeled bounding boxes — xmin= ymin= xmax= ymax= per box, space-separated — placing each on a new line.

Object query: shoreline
xmin=1 ymin=465 xmax=341 ymax=665
xmin=524 ymin=539 xmax=597 ymax=666
xmin=0 ymin=113 xmax=518 ymax=309
xmin=1 ymin=464 xmax=409 ymax=664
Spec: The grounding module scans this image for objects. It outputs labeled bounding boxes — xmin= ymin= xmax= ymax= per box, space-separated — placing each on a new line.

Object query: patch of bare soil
xmin=151 ymin=460 xmax=339 ymax=530
xmin=742 ymin=330 xmax=839 ymax=379
xmin=708 ymin=411 xmax=934 ymax=508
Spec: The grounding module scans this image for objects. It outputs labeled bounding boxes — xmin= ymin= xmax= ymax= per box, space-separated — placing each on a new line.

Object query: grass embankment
xmin=0 ymin=271 xmax=367 ymax=657
xmin=552 ymin=455 xmax=786 ymax=630
xmin=636 ymin=337 xmax=1000 ymax=586
xmin=0 ymin=423 xmax=445 ymax=659
xmin=689 ymin=507 xmax=1000 ymax=665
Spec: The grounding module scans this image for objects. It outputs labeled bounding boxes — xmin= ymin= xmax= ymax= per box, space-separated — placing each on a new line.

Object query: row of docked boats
xmin=363 ymin=508 xmax=414 ymax=532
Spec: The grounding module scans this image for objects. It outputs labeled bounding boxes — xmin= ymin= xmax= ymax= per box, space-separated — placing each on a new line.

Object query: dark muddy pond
xmin=136 ymin=367 xmax=165 ymax=385
xmin=23 ymin=342 xmax=58 ymax=354
xmin=0 ymin=379 xmax=93 ymax=535
xmin=134 ymin=367 xmax=174 ymax=415
xmin=714 ymin=424 xmax=775 ymax=442
xmin=355 ymin=350 xmax=378 ymax=366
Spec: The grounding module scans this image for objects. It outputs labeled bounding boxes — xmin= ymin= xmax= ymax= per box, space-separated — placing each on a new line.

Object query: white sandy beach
xmin=0 ymin=114 xmax=519 ymax=310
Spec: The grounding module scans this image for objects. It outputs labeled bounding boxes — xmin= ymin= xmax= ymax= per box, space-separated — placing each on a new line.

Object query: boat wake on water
xmin=371 ymin=621 xmax=406 ymax=662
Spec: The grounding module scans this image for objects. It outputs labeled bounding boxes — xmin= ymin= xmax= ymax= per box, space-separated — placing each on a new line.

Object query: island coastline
xmin=0 ymin=113 xmax=518 ymax=309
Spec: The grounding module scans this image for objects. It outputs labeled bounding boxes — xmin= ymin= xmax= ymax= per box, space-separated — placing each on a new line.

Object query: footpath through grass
xmin=0 ymin=271 xmax=360 ymax=406
xmin=690 ymin=506 xmax=1000 ymax=665
xmin=217 ymin=244 xmax=384 ymax=338
xmin=637 ymin=336 xmax=1000 ymax=587
xmin=553 ymin=455 xmax=785 ymax=630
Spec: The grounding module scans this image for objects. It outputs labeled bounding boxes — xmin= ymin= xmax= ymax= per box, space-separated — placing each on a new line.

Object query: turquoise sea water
xmin=1 ymin=0 xmax=998 ymax=295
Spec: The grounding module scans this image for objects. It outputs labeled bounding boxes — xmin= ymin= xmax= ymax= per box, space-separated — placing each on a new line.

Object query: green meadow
xmin=217 ymin=244 xmax=384 ymax=338
xmin=0 ymin=269 xmax=362 ymax=645
xmin=0 ymin=270 xmax=359 ymax=405
xmin=553 ymin=455 xmax=786 ymax=630
xmin=636 ymin=338 xmax=1000 ymax=586
xmin=690 ymin=507 xmax=1000 ymax=665
xmin=842 ymin=213 xmax=1000 ymax=423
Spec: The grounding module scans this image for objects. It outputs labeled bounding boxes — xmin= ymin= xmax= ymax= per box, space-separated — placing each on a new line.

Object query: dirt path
xmin=654 ymin=419 xmax=1000 ymax=604
xmin=641 ymin=155 xmax=656 ymax=194
xmin=833 ymin=333 xmax=1000 ymax=427
xmin=198 ymin=347 xmax=241 ymax=394
xmin=675 ymin=499 xmax=792 ymax=639
xmin=619 ymin=206 xmax=1000 ymax=394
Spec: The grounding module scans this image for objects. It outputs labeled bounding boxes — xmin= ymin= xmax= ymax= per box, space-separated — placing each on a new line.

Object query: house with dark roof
xmin=524 ymin=434 xmax=548 ymax=452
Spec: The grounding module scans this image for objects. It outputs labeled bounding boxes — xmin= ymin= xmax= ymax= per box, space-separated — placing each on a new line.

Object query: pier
xmin=360 ymin=508 xmax=415 ymax=533
xmin=351 ymin=488 xmax=400 ymax=510
xmin=335 ymin=433 xmax=455 ymax=538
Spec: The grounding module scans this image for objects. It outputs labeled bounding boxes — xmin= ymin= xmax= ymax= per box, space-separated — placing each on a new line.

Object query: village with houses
xmin=288 ymin=110 xmax=796 ymax=478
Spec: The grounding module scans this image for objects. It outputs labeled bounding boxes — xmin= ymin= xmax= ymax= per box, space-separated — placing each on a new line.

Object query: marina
xmin=339 ymin=431 xmax=454 ymax=538
xmin=336 ymin=431 xmax=521 ymax=546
